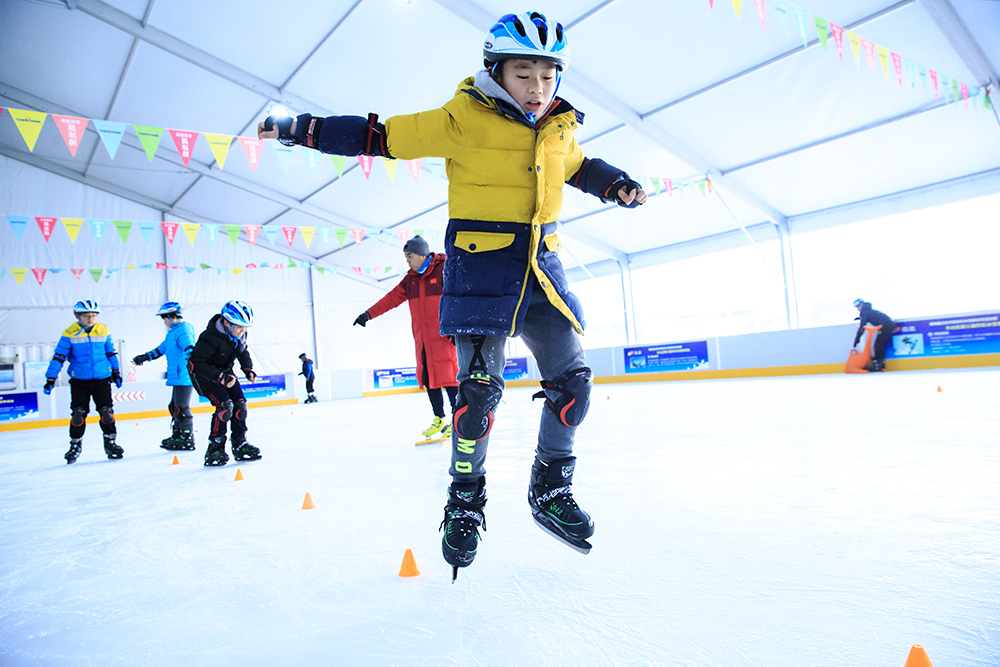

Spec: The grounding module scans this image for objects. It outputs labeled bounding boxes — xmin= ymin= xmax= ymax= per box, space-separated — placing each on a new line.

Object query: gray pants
xmin=169 ymin=385 xmax=194 ymax=433
xmin=449 ymin=284 xmax=587 ymax=483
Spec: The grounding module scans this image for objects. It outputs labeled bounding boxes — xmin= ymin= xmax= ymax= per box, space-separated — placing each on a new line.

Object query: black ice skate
xmin=204 ymin=436 xmax=229 ymax=467
xmin=103 ymin=434 xmax=124 ymax=459
xmin=440 ymin=477 xmax=486 ymax=582
xmin=528 ymin=456 xmax=594 ymax=554
xmin=65 ymin=438 xmax=83 ymax=464
xmin=231 ymin=438 xmax=261 ymax=461
xmin=160 ymin=430 xmax=196 ymax=451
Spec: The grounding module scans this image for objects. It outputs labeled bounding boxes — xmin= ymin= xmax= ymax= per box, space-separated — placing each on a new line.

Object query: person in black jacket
xmin=853 ymin=299 xmax=896 ymax=372
xmin=187 ymin=301 xmax=261 ymax=466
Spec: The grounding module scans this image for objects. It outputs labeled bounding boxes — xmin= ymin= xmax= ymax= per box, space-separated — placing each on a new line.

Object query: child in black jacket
xmin=187 ymin=301 xmax=261 ymax=466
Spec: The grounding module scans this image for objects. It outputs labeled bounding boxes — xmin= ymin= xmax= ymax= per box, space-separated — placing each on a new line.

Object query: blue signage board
xmin=887 ymin=312 xmax=1000 ymax=359
xmin=624 ymin=341 xmax=710 ymax=373
xmin=0 ymin=392 xmax=39 ymax=422
xmin=373 ymin=367 xmax=418 ymax=389
xmin=503 ymin=357 xmax=529 ymax=380
xmin=198 ymin=374 xmax=286 ymax=403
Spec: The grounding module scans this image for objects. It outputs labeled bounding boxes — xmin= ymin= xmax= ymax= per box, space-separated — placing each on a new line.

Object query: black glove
xmin=263 ymin=115 xmax=298 ymax=147
xmin=132 ymin=353 xmax=151 ymax=366
xmin=220 ymin=370 xmax=237 ymax=387
xmin=853 ymin=335 xmax=862 ymax=347
xmin=243 ymin=368 xmax=258 ymax=383
xmin=613 ymin=178 xmax=644 ymax=208
xmin=354 ymin=312 xmax=371 ymax=327
xmin=43 ymin=378 xmax=56 ymax=395
xmin=111 ymin=369 xmax=123 ymax=388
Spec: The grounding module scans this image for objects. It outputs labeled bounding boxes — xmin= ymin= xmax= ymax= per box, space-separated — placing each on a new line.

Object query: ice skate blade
xmin=233 ymin=454 xmax=262 ymax=461
xmin=415 ymin=436 xmax=448 ymax=446
xmin=532 ymin=514 xmax=592 ymax=554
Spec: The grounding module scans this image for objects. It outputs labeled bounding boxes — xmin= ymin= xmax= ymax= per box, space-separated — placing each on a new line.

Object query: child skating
xmin=131 ymin=302 xmax=198 ymax=450
xmin=298 ymin=353 xmax=318 ymax=403
xmin=352 ymin=235 xmax=459 ymax=445
xmin=44 ymin=300 xmax=123 ymax=463
xmin=260 ymin=11 xmax=646 ymax=578
xmin=187 ymin=301 xmax=261 ymax=466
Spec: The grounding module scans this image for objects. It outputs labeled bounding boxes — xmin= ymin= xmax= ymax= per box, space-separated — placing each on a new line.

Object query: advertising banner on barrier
xmin=887 ymin=312 xmax=1000 ymax=359
xmin=0 ymin=392 xmax=39 ymax=422
xmin=371 ymin=367 xmax=418 ymax=390
xmin=503 ymin=357 xmax=529 ymax=380
xmin=197 ymin=374 xmax=287 ymax=403
xmin=624 ymin=341 xmax=710 ymax=373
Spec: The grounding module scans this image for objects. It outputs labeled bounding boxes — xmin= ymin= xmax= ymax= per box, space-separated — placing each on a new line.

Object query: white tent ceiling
xmin=1 ymin=0 xmax=998 ymax=288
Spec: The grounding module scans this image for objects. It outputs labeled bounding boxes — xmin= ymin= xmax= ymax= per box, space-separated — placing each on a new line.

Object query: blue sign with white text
xmin=503 ymin=357 xmax=529 ymax=380
xmin=197 ymin=374 xmax=286 ymax=403
xmin=0 ymin=392 xmax=39 ymax=422
xmin=373 ymin=367 xmax=418 ymax=389
xmin=624 ymin=341 xmax=710 ymax=373
xmin=886 ymin=312 xmax=1000 ymax=359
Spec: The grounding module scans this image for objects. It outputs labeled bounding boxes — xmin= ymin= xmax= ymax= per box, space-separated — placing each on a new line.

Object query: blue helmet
xmin=221 ymin=300 xmax=254 ymax=327
xmin=156 ymin=301 xmax=183 ymax=317
xmin=853 ymin=298 xmax=865 ymax=308
xmin=73 ymin=299 xmax=100 ymax=314
xmin=484 ymin=12 xmax=570 ymax=70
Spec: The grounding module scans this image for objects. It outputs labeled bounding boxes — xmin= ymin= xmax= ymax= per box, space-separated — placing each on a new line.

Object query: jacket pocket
xmin=454 ymin=231 xmax=514 ymax=253
xmin=543 ymin=233 xmax=561 ymax=252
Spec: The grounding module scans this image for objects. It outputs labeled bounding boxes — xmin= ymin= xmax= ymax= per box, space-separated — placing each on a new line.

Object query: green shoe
xmin=422 ymin=416 xmax=446 ymax=438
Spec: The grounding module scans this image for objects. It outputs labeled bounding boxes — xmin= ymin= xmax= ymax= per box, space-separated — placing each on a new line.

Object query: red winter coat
xmin=366 ymin=253 xmax=459 ymax=390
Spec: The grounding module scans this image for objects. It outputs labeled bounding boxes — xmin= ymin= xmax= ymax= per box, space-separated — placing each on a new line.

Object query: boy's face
xmin=499 ymin=59 xmax=558 ymax=117
xmin=77 ymin=312 xmax=98 ymax=327
xmin=229 ymin=324 xmax=247 ymax=338
xmin=404 ymin=251 xmax=427 ymax=272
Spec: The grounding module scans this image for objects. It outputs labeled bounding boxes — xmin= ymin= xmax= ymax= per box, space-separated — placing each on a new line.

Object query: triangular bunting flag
xmin=7 ymin=216 xmax=29 ymax=240
xmin=35 ymin=217 xmax=57 ymax=242
xmin=232 ymin=268 xmax=243 ymax=275
xmin=407 ymin=159 xmax=422 ymax=183
xmin=830 ymin=24 xmax=843 ymax=61
xmin=62 ymin=217 xmax=83 ymax=243
xmin=71 ymin=269 xmax=85 ymax=280
xmin=792 ymin=7 xmax=808 ymax=48
xmin=50 ymin=268 xmax=65 ymax=274
xmin=9 ymin=109 xmax=47 ymax=151
xmin=244 ymin=225 xmax=260 ymax=246
xmin=772 ymin=0 xmax=789 ymax=37
xmin=372 ymin=266 xmax=382 ymax=275
xmin=113 ymin=220 xmax=132 ymax=244
xmin=11 ymin=269 xmax=28 ymax=286
xmin=319 ymin=227 xmax=331 ymax=245
xmin=708 ymin=0 xmax=714 ymax=8
xmin=379 ymin=229 xmax=392 ymax=244
xmin=301 ymin=146 xmax=317 ymax=173
xmin=753 ymin=0 xmax=765 ymax=29
xmin=133 ymin=125 xmax=164 ymax=161
xmin=281 ymin=226 xmax=297 ymax=247
xmin=397 ymin=228 xmax=411 ymax=244
xmin=335 ymin=228 xmax=348 ymax=248
xmin=650 ymin=177 xmax=661 ymax=196
xmin=203 ymin=224 xmax=218 ymax=244
xmin=161 ymin=222 xmax=179 ymax=244
xmin=89 ymin=269 xmax=103 ymax=283
xmin=929 ymin=70 xmax=939 ymax=100
xmin=204 ymin=133 xmax=234 ymax=169
xmin=352 ymin=267 xmax=363 ymax=276
xmin=238 ymin=136 xmax=265 ymax=172
xmin=92 ymin=120 xmax=127 ymax=160
xmin=263 ymin=227 xmax=279 ymax=247
xmin=357 ymin=155 xmax=374 ymax=179
xmin=274 ymin=263 xmax=284 ymax=270
xmin=300 ymin=226 xmax=316 ymax=248
xmin=876 ymin=45 xmax=889 ymax=78
xmin=413 ymin=228 xmax=424 ymax=239
xmin=52 ymin=115 xmax=88 ymax=157
xmin=31 ymin=268 xmax=47 ymax=285
xmin=199 ymin=263 xmax=211 ymax=270
xmin=89 ymin=219 xmax=107 ymax=243
xmin=316 ymin=266 xmax=326 ymax=276
xmin=106 ymin=269 xmax=120 ymax=278
xmin=891 ymin=52 xmax=903 ymax=86
xmin=814 ymin=17 xmax=828 ymax=51
xmin=168 ymin=129 xmax=199 ymax=167
xmin=184 ymin=266 xmax=198 ymax=274
xmin=848 ymin=32 xmax=861 ymax=67
xmin=429 ymin=229 xmax=440 ymax=243
xmin=273 ymin=144 xmax=294 ymax=174
xmin=246 ymin=263 xmax=257 ymax=269
xmin=225 ymin=225 xmax=241 ymax=246
xmin=381 ymin=158 xmax=398 ymax=181
xmin=731 ymin=0 xmax=741 ymax=19
xmin=961 ymin=83 xmax=969 ymax=108
xmin=350 ymin=228 xmax=365 ymax=246
xmin=155 ymin=262 xmax=167 ymax=269
xmin=952 ymin=78 xmax=960 ymax=104
xmin=288 ymin=257 xmax=297 ymax=268
xmin=331 ymin=154 xmax=346 ymax=177
xmin=861 ymin=39 xmax=876 ymax=71
xmin=137 ymin=221 xmax=156 ymax=244
xmin=181 ymin=222 xmax=199 ymax=246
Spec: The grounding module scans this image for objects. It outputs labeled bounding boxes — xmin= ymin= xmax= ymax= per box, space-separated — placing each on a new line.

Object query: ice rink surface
xmin=1 ymin=369 xmax=997 ymax=666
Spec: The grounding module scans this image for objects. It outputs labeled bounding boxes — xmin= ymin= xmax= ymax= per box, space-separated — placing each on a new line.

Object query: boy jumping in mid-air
xmin=260 ymin=11 xmax=647 ymax=579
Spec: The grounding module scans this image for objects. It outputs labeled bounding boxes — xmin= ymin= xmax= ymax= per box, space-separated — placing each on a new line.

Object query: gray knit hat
xmin=403 ymin=235 xmax=430 ymax=257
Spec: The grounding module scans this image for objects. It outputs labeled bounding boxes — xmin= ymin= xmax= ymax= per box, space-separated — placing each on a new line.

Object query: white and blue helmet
xmin=221 ymin=300 xmax=254 ymax=327
xmin=73 ymin=299 xmax=100 ymax=314
xmin=156 ymin=301 xmax=183 ymax=316
xmin=484 ymin=12 xmax=570 ymax=70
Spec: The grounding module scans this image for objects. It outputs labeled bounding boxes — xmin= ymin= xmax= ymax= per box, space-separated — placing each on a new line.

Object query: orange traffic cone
xmin=936 ymin=386 xmax=942 ymax=392
xmin=171 ymin=455 xmax=179 ymax=465
xmin=234 ymin=468 xmax=245 ymax=481
xmin=398 ymin=548 xmax=421 ymax=577
xmin=302 ymin=492 xmax=316 ymax=510
xmin=903 ymin=644 xmax=934 ymax=667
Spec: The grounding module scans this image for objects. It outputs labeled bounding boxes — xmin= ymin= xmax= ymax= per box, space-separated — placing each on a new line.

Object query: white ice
xmin=1 ymin=369 xmax=998 ymax=666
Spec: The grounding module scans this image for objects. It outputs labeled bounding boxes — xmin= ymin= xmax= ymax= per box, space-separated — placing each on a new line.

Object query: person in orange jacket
xmin=354 ymin=235 xmax=459 ymax=440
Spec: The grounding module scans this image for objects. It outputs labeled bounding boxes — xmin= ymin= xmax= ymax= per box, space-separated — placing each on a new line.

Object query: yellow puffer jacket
xmin=385 ymin=78 xmax=587 ymax=337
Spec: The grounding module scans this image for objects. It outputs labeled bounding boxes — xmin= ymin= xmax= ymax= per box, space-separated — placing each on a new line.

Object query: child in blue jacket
xmin=132 ymin=302 xmax=197 ymax=450
xmin=259 ymin=11 xmax=647 ymax=578
xmin=45 ymin=300 xmax=123 ymax=464
xmin=298 ymin=353 xmax=317 ymax=404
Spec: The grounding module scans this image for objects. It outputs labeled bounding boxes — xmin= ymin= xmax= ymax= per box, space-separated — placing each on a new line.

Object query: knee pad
xmin=233 ymin=398 xmax=247 ymax=422
xmin=168 ymin=402 xmax=180 ymax=419
xmin=453 ymin=373 xmax=503 ymax=441
xmin=71 ymin=406 xmax=89 ymax=427
xmin=98 ymin=405 xmax=115 ymax=425
xmin=533 ymin=367 xmax=592 ymax=428
xmin=215 ymin=399 xmax=234 ymax=422
xmin=178 ymin=406 xmax=193 ymax=419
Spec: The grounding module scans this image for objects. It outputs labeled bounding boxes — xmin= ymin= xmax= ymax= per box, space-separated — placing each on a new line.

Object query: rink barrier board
xmin=361 ymin=352 xmax=999 ymax=396
xmin=0 ymin=397 xmax=297 ymax=432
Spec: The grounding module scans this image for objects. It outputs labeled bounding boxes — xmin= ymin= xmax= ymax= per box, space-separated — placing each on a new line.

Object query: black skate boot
xmin=161 ymin=430 xmax=196 ymax=451
xmin=204 ymin=436 xmax=229 ymax=467
xmin=65 ymin=438 xmax=83 ymax=464
xmin=528 ymin=456 xmax=594 ymax=554
xmin=231 ymin=437 xmax=261 ymax=461
xmin=103 ymin=433 xmax=124 ymax=459
xmin=440 ymin=476 xmax=486 ymax=582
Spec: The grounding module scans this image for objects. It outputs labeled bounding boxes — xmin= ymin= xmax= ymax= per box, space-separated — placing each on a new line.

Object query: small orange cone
xmin=301 ymin=492 xmax=316 ymax=510
xmin=398 ymin=548 xmax=421 ymax=577
xmin=234 ymin=468 xmax=244 ymax=481
xmin=936 ymin=386 xmax=942 ymax=392
xmin=903 ymin=644 xmax=934 ymax=667
xmin=171 ymin=455 xmax=179 ymax=465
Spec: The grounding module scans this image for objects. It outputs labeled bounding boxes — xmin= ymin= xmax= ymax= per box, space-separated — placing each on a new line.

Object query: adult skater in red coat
xmin=354 ymin=235 xmax=460 ymax=440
